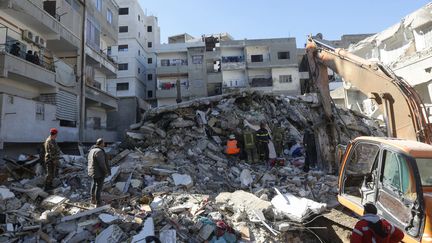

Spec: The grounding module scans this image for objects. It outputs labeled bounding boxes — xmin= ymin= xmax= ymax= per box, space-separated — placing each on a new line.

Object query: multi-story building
xmin=0 ymin=0 xmax=119 ymax=154
xmin=0 ymin=0 xmax=83 ymax=153
xmin=83 ymin=0 xmax=119 ymax=142
xmin=106 ymin=0 xmax=159 ymax=136
xmin=155 ymin=33 xmax=300 ymax=106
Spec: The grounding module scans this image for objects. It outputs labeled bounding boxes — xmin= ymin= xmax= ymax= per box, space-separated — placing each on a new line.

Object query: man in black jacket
xmin=88 ymin=138 xmax=111 ymax=206
xmin=303 ymin=121 xmax=317 ymax=172
xmin=256 ymin=122 xmax=270 ymax=163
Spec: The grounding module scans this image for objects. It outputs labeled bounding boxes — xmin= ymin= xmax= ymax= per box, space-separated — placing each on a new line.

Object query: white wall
xmin=246 ymin=46 xmax=270 ymax=61
xmin=86 ymin=106 xmax=107 ymax=129
xmin=222 ymin=70 xmax=246 ymax=87
xmin=157 ymin=98 xmax=177 ymax=107
xmin=272 ymin=67 xmax=301 ymax=93
xmin=221 ymin=47 xmax=244 ymax=57
xmin=0 ymin=94 xmax=78 ymax=143
xmin=157 ymin=52 xmax=188 ymax=65
xmin=248 ymin=69 xmax=271 ymax=77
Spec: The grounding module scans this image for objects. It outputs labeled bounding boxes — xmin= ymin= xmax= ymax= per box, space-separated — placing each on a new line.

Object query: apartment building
xmin=83 ymin=0 xmax=119 ymax=142
xmin=155 ymin=33 xmax=300 ymax=106
xmin=0 ymin=0 xmax=119 ymax=153
xmin=0 ymin=0 xmax=82 ymax=151
xmin=106 ymin=0 xmax=159 ymax=135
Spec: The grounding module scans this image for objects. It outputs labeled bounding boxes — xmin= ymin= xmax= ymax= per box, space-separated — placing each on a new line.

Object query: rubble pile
xmin=0 ymin=91 xmax=384 ymax=242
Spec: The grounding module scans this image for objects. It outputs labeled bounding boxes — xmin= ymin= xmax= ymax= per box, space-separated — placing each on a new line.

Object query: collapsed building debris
xmin=0 ymin=91 xmax=384 ymax=242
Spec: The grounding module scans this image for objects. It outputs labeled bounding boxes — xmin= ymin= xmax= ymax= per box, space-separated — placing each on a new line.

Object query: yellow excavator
xmin=305 ymin=37 xmax=432 ymax=242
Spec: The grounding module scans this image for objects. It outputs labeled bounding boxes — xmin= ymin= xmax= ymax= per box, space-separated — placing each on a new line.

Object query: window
xmin=138 ymin=32 xmax=141 ymax=38
xmin=251 ymin=55 xmax=263 ymax=62
xmin=107 ymin=46 xmax=112 ymax=55
xmin=148 ymin=58 xmax=153 ymax=64
xmin=346 ymin=143 xmax=380 ymax=174
xmin=96 ymin=0 xmax=102 ymax=11
xmin=148 ymin=42 xmax=152 ymax=48
xmin=36 ymin=103 xmax=45 ymax=120
xmin=278 ymin=51 xmax=290 ymax=60
xmin=119 ymin=26 xmax=128 ymax=33
xmin=147 ymin=74 xmax=153 ymax=80
xmin=138 ymin=50 xmax=141 ymax=56
xmin=147 ymin=90 xmax=153 ymax=98
xmin=138 ymin=67 xmax=141 ymax=73
xmin=192 ymin=55 xmax=203 ymax=64
xmin=382 ymin=150 xmax=411 ymax=194
xmin=416 ymin=158 xmax=432 ymax=186
xmin=280 ymin=75 xmax=293 ymax=83
xmin=138 ymin=15 xmax=140 ymax=21
xmin=161 ymin=59 xmax=170 ymax=66
xmin=147 ymin=26 xmax=153 ymax=32
xmin=106 ymin=9 xmax=112 ymax=23
xmin=118 ymin=63 xmax=128 ymax=70
xmin=118 ymin=44 xmax=128 ymax=52
xmin=119 ymin=8 xmax=129 ymax=15
xmin=116 ymin=82 xmax=129 ymax=91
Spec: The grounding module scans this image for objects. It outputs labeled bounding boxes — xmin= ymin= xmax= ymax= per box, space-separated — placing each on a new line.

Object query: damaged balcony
xmin=85 ymin=45 xmax=118 ymax=77
xmin=0 ymin=0 xmax=81 ymax=51
xmin=221 ymin=56 xmax=246 ymax=70
xmin=85 ymin=85 xmax=118 ymax=111
xmin=207 ymin=72 xmax=222 ymax=84
xmin=157 ymin=59 xmax=188 ymax=76
xmin=0 ymin=51 xmax=56 ymax=88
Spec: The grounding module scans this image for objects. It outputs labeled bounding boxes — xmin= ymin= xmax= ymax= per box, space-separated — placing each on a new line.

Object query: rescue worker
xmin=303 ymin=121 xmax=317 ymax=172
xmin=351 ymin=203 xmax=404 ymax=243
xmin=256 ymin=122 xmax=270 ymax=162
xmin=88 ymin=138 xmax=111 ymax=206
xmin=225 ymin=134 xmax=240 ymax=155
xmin=44 ymin=128 xmax=61 ymax=191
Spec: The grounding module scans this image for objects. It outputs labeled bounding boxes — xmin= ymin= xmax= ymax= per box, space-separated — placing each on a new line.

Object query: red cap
xmin=50 ymin=128 xmax=58 ymax=135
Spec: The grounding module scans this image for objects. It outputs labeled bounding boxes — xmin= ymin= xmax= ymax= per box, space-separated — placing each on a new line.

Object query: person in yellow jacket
xmin=225 ymin=134 xmax=240 ymax=155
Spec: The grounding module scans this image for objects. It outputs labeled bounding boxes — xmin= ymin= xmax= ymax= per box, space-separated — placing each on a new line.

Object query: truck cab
xmin=338 ymin=137 xmax=432 ymax=242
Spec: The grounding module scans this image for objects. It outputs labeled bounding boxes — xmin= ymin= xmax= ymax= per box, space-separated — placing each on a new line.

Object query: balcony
xmin=207 ymin=72 xmax=222 ymax=84
xmin=157 ymin=60 xmax=188 ymax=76
xmin=85 ymin=45 xmax=117 ymax=77
xmin=250 ymin=76 xmax=273 ymax=87
xmin=0 ymin=0 xmax=80 ymax=51
xmin=221 ymin=56 xmax=246 ymax=70
xmin=85 ymin=85 xmax=118 ymax=110
xmin=156 ymin=81 xmax=190 ymax=99
xmin=0 ymin=50 xmax=56 ymax=88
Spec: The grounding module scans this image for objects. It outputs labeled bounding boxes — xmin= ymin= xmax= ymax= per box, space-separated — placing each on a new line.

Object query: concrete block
xmin=172 ymin=173 xmax=193 ymax=188
xmin=95 ymin=225 xmax=125 ymax=243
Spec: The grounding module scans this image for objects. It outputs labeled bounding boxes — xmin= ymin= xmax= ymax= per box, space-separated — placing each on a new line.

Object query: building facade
xmin=155 ymin=34 xmax=301 ymax=106
xmin=106 ymin=0 xmax=159 ymax=136
xmin=0 ymin=0 xmax=119 ymax=153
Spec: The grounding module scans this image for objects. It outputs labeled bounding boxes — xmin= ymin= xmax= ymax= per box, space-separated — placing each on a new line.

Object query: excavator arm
xmin=305 ymin=37 xmax=432 ymax=144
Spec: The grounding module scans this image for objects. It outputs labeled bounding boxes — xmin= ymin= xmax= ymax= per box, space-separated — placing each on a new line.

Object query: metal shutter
xmin=56 ymin=90 xmax=77 ymax=121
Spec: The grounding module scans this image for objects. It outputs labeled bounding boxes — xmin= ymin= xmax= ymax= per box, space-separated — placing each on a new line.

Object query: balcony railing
xmin=222 ymin=56 xmax=244 ymax=63
xmin=223 ymin=79 xmax=247 ymax=88
xmin=160 ymin=59 xmax=188 ymax=66
xmin=0 ymin=42 xmax=55 ymax=72
xmin=158 ymin=80 xmax=189 ymax=90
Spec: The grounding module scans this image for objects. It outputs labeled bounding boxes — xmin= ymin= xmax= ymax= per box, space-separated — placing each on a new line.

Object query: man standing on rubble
xmin=44 ymin=128 xmax=61 ymax=191
xmin=88 ymin=138 xmax=111 ymax=206
xmin=256 ymin=122 xmax=271 ymax=163
xmin=351 ymin=203 xmax=404 ymax=243
xmin=303 ymin=121 xmax=317 ymax=172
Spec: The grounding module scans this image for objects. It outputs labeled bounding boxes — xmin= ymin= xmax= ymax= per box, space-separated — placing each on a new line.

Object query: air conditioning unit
xmin=22 ymin=30 xmax=34 ymax=43
xmin=34 ymin=36 xmax=47 ymax=48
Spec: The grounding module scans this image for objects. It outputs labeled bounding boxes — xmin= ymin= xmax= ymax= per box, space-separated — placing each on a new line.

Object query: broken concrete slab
xmin=55 ymin=221 xmax=77 ymax=234
xmin=172 ymin=173 xmax=193 ymax=188
xmin=131 ymin=217 xmax=155 ymax=243
xmin=99 ymin=213 xmax=119 ymax=224
xmin=240 ymin=169 xmax=253 ymax=187
xmin=169 ymin=204 xmax=193 ymax=213
xmin=216 ymin=190 xmax=272 ymax=217
xmin=271 ymin=191 xmax=327 ymax=222
xmin=0 ymin=187 xmax=15 ymax=200
xmin=41 ymin=195 xmax=67 ymax=209
xmin=61 ymin=205 xmax=110 ymax=222
xmin=160 ymin=229 xmax=176 ymax=243
xmin=96 ymin=225 xmax=125 ymax=243
xmin=170 ymin=118 xmax=195 ymax=128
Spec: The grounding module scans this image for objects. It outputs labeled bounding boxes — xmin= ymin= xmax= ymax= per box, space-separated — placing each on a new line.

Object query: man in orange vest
xmin=225 ymin=134 xmax=240 ymax=155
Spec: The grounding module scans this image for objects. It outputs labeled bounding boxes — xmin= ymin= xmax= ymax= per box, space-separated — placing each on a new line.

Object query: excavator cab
xmin=338 ymin=137 xmax=432 ymax=242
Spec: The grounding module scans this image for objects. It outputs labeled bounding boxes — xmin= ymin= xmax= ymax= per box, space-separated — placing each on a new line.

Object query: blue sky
xmin=139 ymin=0 xmax=431 ymax=46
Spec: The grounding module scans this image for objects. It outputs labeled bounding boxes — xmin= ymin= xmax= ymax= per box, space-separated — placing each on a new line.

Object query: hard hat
xmin=50 ymin=128 xmax=58 ymax=135
xmin=229 ymin=134 xmax=236 ymax=139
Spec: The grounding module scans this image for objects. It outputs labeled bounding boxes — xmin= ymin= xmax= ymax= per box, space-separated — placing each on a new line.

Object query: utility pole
xmin=78 ymin=0 xmax=86 ymax=143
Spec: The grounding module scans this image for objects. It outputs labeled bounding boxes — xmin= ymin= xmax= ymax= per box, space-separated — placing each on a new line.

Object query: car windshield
xmin=416 ymin=158 xmax=432 ymax=186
